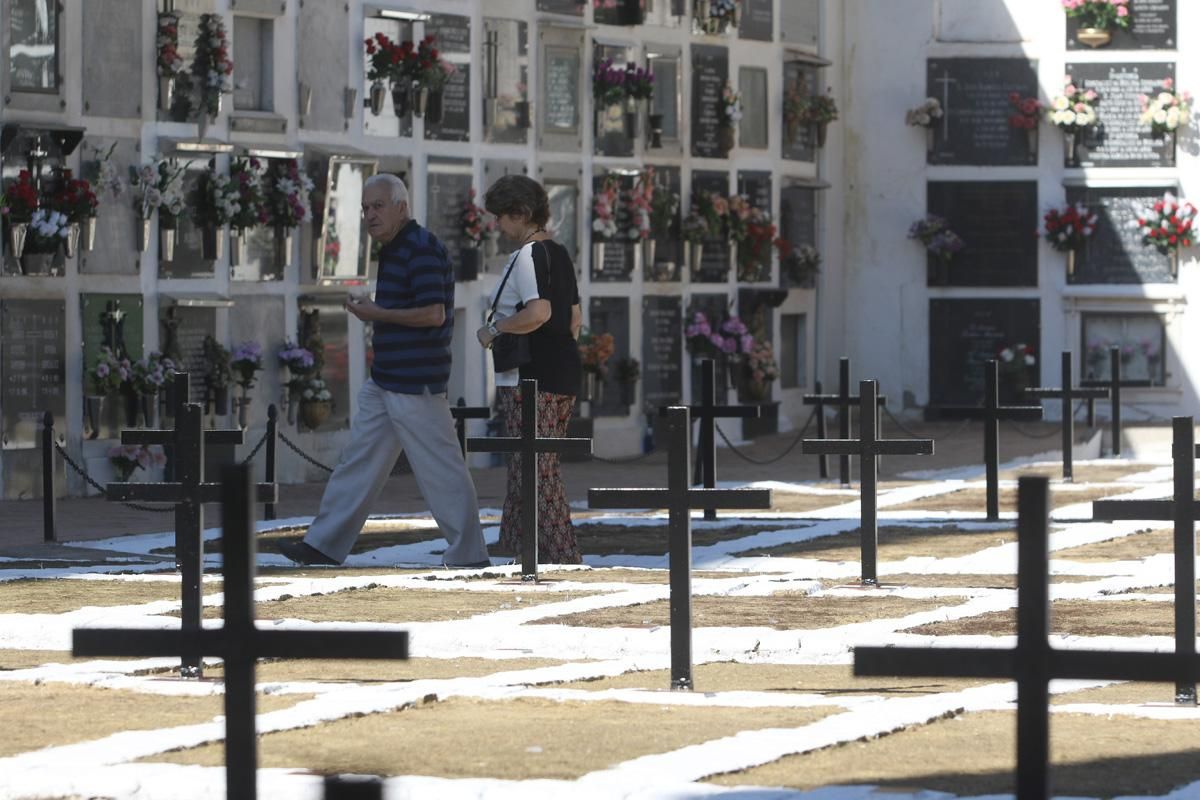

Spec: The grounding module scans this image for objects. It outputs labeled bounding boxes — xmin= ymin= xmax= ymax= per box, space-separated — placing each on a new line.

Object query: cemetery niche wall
xmin=926 ymin=58 xmax=1039 ymax=167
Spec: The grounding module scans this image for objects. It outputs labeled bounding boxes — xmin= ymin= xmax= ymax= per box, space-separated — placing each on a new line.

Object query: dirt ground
xmin=868 ymin=572 xmax=1096 ymax=589
xmin=1 ymin=649 xmax=148 ymax=670
xmin=736 ymin=524 xmax=1016 ymax=561
xmin=1054 ymin=527 xmax=1174 ymax=562
xmin=482 ymin=522 xmax=798 ymax=558
xmin=536 ymin=593 xmax=960 ymax=630
xmin=887 ymin=484 xmax=1132 ymax=514
xmin=199 ymin=656 xmax=568 ymax=685
xmin=904 ymin=599 xmax=1177 ymax=637
xmin=0 ymin=578 xmax=222 ymax=615
xmin=995 ymin=462 xmax=1155 ymax=483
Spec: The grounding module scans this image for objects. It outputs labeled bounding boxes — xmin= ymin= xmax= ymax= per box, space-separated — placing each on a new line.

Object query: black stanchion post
xmin=450 ymin=397 xmax=490 ymax=460
xmin=42 ymin=410 xmax=57 ymax=543
xmin=813 ymin=380 xmax=829 ymax=479
xmin=265 ymin=404 xmax=278 ymax=521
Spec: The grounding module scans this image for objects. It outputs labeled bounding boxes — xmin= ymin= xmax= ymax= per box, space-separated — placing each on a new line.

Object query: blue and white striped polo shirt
xmin=370 ymin=220 xmax=454 ymax=394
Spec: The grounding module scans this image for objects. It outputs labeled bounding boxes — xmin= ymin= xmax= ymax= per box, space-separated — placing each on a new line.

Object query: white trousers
xmin=304 ymin=380 xmax=489 ymax=565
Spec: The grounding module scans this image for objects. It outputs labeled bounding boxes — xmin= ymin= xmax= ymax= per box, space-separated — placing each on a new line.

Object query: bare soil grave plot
xmin=154 ymin=521 xmax=445 ymax=558
xmin=0 ymin=578 xmax=222 ymax=615
xmin=151 ymin=695 xmax=834 ymax=780
xmin=996 ymin=462 xmax=1154 ymax=483
xmin=708 ymin=708 xmax=1200 ymax=798
xmin=871 ymin=572 xmax=1097 ymax=590
xmin=887 ymin=484 xmax=1130 ymax=514
xmin=0 ymin=682 xmax=308 ymax=757
xmin=1054 ymin=527 xmax=1173 ymax=562
xmin=182 ymin=585 xmax=603 ymax=624
xmin=0 ymin=649 xmax=150 ymax=670
xmin=512 ymin=567 xmax=763 ymax=585
xmin=535 ymin=593 xmax=961 ymax=630
xmin=486 ymin=522 xmax=800 ymax=559
xmin=736 ymin=524 xmax=1016 ymax=561
xmin=552 ymin=663 xmax=990 ymax=696
xmin=201 ymin=656 xmax=568 ymax=684
xmin=904 ymin=598 xmax=1175 ymax=637
xmin=1049 ymin=681 xmax=1197 ymax=705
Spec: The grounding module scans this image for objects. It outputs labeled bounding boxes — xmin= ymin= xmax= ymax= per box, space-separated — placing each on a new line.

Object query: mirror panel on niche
xmin=539 ymin=28 xmax=585 ymax=151
xmin=1081 ymin=312 xmax=1167 ymax=385
xmin=483 ymin=19 xmax=530 ymax=145
xmin=362 ymin=17 xmax=414 ymax=138
xmin=594 ymin=42 xmax=637 ymax=157
xmin=316 ymin=157 xmax=377 ymax=283
xmin=646 ymin=47 xmax=681 ymax=149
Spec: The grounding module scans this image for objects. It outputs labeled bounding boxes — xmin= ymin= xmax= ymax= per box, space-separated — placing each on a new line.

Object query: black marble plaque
xmin=781 ymin=60 xmax=817 ymax=162
xmin=690 ymin=44 xmax=729 ymax=159
xmin=165 ymin=306 xmax=216 ymax=404
xmin=1068 ymin=62 xmax=1176 ymax=168
xmin=739 ymin=0 xmax=773 ymax=41
xmin=737 ymin=171 xmax=772 ymax=215
xmin=82 ymin=294 xmax=143 ymax=441
xmin=594 ymin=0 xmax=643 ymax=25
xmin=1 ymin=300 xmax=67 ymax=449
xmin=589 ymin=297 xmax=630 ymax=417
xmin=928 ymin=298 xmax=1040 ymax=409
xmin=537 ymin=0 xmax=584 ymax=15
xmin=927 ymin=181 xmax=1038 ymax=287
xmin=688 ymin=293 xmax=732 ymax=396
xmin=425 ymin=15 xmax=470 ymax=142
xmin=927 ymin=58 xmax=1039 ymax=166
xmin=780 ymin=183 xmax=817 ymax=289
xmin=690 ymin=171 xmax=731 ymax=283
xmin=1065 ymin=185 xmax=1175 ymax=284
xmin=544 ymin=46 xmax=581 ymax=133
xmin=1066 ymin=0 xmax=1176 ymax=50
xmin=592 ymin=174 xmax=635 ymax=282
xmin=426 ymin=165 xmax=473 ymax=276
xmin=647 ymin=165 xmax=682 ymax=281
xmin=642 ymin=295 xmax=683 ymax=411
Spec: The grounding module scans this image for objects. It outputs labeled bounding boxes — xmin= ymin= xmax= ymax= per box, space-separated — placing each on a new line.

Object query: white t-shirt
xmin=488 ymin=243 xmax=541 ymax=387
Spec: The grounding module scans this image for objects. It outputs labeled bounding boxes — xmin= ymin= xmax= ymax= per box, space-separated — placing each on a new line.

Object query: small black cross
xmin=1023 ymin=352 xmax=1107 ymax=482
xmin=1081 ymin=345 xmax=1152 ymax=458
xmin=660 ymin=357 xmax=759 ymax=521
xmin=75 ymin=463 xmax=408 ymax=800
xmin=107 ymin=371 xmax=277 ymax=678
xmin=468 ymin=378 xmax=591 ymax=581
xmin=802 ymin=380 xmax=933 ymax=584
xmin=450 ymin=396 xmax=490 ymax=458
xmin=589 ymin=406 xmax=772 ymax=690
xmin=856 ymin=475 xmax=1200 ymax=800
xmin=1093 ymin=415 xmax=1199 ymax=705
xmin=802 ymin=357 xmax=887 ymax=486
xmin=979 ymin=360 xmax=1043 ymax=521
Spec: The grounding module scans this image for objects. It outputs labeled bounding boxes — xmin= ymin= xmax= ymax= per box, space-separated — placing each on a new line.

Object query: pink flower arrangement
xmin=625 ymin=172 xmax=654 ymax=241
xmin=1061 ymin=0 xmax=1132 ymax=31
xmin=592 ymin=178 xmax=620 ymax=240
xmin=156 ymin=12 xmax=185 ymax=78
xmin=461 ymin=189 xmax=496 ymax=249
xmin=108 ymin=444 xmax=167 ymax=480
xmin=265 ymin=159 xmax=314 ymax=229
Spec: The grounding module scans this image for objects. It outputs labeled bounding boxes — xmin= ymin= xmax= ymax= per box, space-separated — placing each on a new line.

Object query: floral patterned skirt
xmin=497 ymin=385 xmax=581 ymax=564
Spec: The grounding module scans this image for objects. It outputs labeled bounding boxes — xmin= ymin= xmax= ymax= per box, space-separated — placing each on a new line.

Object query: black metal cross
xmin=468 ymin=378 xmax=592 ymax=582
xmin=856 ymin=475 xmax=1200 ymax=800
xmin=107 ymin=371 xmax=277 ymax=678
xmin=661 ymin=357 xmax=759 ymax=521
xmin=977 ymin=360 xmax=1043 ymax=521
xmin=801 ymin=357 xmax=887 ymax=486
xmin=75 ymin=464 xmax=408 ymax=800
xmin=801 ymin=380 xmax=933 ymax=584
xmin=1023 ymin=352 xmax=1107 ymax=482
xmin=1093 ymin=415 xmax=1199 ymax=705
xmin=450 ymin=396 xmax=490 ymax=458
xmin=1082 ymin=345 xmax=1152 ymax=458
xmin=588 ymin=406 xmax=772 ymax=690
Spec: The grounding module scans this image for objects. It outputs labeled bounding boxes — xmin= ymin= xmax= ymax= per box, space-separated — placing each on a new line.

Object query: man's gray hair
xmin=364 ymin=173 xmax=409 ymax=206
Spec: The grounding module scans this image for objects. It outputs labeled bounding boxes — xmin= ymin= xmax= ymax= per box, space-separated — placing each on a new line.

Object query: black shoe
xmin=278 ymin=540 xmax=341 ymax=566
xmin=442 ymin=558 xmax=493 ymax=570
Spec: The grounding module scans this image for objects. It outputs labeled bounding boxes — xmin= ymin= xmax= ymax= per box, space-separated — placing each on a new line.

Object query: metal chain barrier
xmin=52 ymin=441 xmax=175 ymax=513
xmin=883 ymin=406 xmax=972 ymax=440
xmin=712 ymin=406 xmax=817 ymax=466
xmin=1009 ymin=401 xmax=1087 ymax=438
xmin=240 ymin=430 xmax=269 ymax=466
xmin=277 ymin=429 xmax=335 ymax=473
xmin=591 ymin=445 xmax=660 ymax=464
xmin=1123 ymin=403 xmax=1173 ymax=424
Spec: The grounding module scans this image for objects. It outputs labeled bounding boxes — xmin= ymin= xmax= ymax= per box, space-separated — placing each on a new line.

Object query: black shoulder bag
xmin=487 ymin=245 xmax=539 ymax=373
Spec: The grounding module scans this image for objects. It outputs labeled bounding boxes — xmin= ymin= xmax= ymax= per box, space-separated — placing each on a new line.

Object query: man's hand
xmin=345 ymin=294 xmax=380 ymax=322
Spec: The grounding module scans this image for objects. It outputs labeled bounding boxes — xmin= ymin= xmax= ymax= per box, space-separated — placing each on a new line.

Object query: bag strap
xmin=487 ymin=247 xmax=525 ymax=323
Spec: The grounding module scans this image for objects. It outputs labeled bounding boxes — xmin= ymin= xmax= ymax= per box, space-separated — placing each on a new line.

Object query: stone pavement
xmin=0 ymin=415 xmax=1137 ymax=554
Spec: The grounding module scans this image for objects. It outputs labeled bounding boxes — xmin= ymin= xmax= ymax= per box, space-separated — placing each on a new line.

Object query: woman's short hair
xmin=364 ymin=173 xmax=409 ymax=206
xmin=483 ymin=174 xmax=550 ymax=228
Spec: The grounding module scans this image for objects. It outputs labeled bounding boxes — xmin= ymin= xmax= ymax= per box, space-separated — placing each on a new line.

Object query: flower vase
xmin=230 ymin=228 xmax=247 ymax=266
xmin=201 ymin=224 xmax=224 ymax=262
xmin=459 ymin=247 xmax=481 ymax=281
xmin=426 ymin=89 xmax=444 ymax=125
xmin=84 ymin=396 xmax=105 ymax=440
xmin=1076 ymin=27 xmax=1112 ymax=48
xmin=1164 ymin=130 xmax=1177 ymax=166
xmin=300 ymin=400 xmax=331 ymax=431
xmin=160 ymin=225 xmax=177 ymax=262
xmin=582 ymin=371 xmax=603 ymax=406
xmin=1169 ymin=248 xmax=1179 ymax=279
xmin=786 ymin=118 xmax=800 ymax=146
xmin=1067 ymin=249 xmax=1076 ymax=278
xmin=641 ymin=239 xmax=656 ymax=273
xmin=695 ymin=0 xmax=711 ymax=27
xmin=273 ymin=226 xmax=293 ymax=269
xmin=63 ymin=223 xmax=80 ymax=258
xmin=135 ymin=217 xmax=151 ymax=252
xmin=717 ymin=123 xmax=735 ymax=155
xmin=648 ymin=112 xmax=664 ymax=149
xmin=79 ymin=215 xmax=96 ymax=253
xmin=212 ymin=385 xmax=230 ymax=417
xmin=592 ymin=241 xmax=606 ymax=270
xmin=624 ymin=97 xmax=638 ymax=140
xmin=19 ymin=252 xmax=54 ymax=276
xmin=725 ymin=355 xmax=745 ymax=392
xmin=369 ymin=80 xmax=387 ymax=116
xmin=391 ymin=84 xmax=411 ymax=117
xmin=158 ymin=75 xmax=175 ymax=112
xmin=1064 ymin=131 xmax=1078 ymax=166
xmin=114 ymin=463 xmax=137 ymax=483
xmin=198 ymin=113 xmax=209 ymax=141
xmin=514 ymin=100 xmax=531 ymax=130
xmin=236 ymin=395 xmax=251 ymax=429
xmin=123 ymin=392 xmax=140 ymax=429
xmin=688 ymin=242 xmax=704 ymax=272
xmin=140 ymin=394 xmax=159 ymax=430
xmin=925 ymin=125 xmax=935 ymax=154
xmin=814 ymin=122 xmax=828 ymax=148
xmin=1025 ymin=127 xmax=1037 ymax=157
xmin=7 ymin=222 xmax=29 ymax=257
xmin=414 ymin=87 xmax=429 ymax=118
xmin=619 ymin=381 xmax=636 ymax=407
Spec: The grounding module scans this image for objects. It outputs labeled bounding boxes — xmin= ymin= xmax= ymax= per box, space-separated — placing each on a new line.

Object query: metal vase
xmin=158 ymin=75 xmax=175 ymax=112
xmin=135 ymin=217 xmax=151 ymax=252
xmin=717 ymin=123 xmax=735 ymax=154
xmin=84 ymin=396 xmax=105 ymax=440
xmin=201 ymin=224 xmax=224 ymax=262
xmin=213 ymin=385 xmax=230 ymax=417
xmin=426 ymin=89 xmax=444 ymax=125
xmin=64 ymin=223 xmax=81 ymax=258
xmin=925 ymin=125 xmax=935 ymax=154
xmin=514 ymin=100 xmax=531 ymax=130
xmin=79 ymin=215 xmax=96 ymax=253
xmin=123 ymin=392 xmax=140 ymax=429
xmin=236 ymin=396 xmax=251 ymax=429
xmin=19 ymin=252 xmax=54 ymax=276
xmin=229 ymin=228 xmax=246 ymax=266
xmin=642 ymin=239 xmax=657 ymax=274
xmin=414 ymin=87 xmax=429 ymax=118
xmin=369 ymin=81 xmax=387 ymax=116
xmin=815 ymin=122 xmax=828 ymax=148
xmin=1067 ymin=249 xmax=1076 ymax=277
xmin=592 ymin=241 xmax=606 ymax=270
xmin=1075 ymin=27 xmax=1112 ymax=48
xmin=140 ymin=394 xmax=159 ymax=430
xmin=273 ymin=226 xmax=293 ymax=269
xmin=648 ymin=112 xmax=664 ymax=148
xmin=392 ymin=85 xmax=411 ymax=117
xmin=1064 ymin=131 xmax=1078 ymax=167
xmin=160 ymin=225 xmax=177 ymax=262
xmin=8 ymin=222 xmax=29 ymax=257
xmin=688 ymin=242 xmax=704 ymax=272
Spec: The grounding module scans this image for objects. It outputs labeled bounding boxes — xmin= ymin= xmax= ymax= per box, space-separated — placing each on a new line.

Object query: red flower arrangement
xmin=1136 ymin=192 xmax=1196 ymax=255
xmin=1008 ymin=93 xmax=1042 ymax=130
xmin=4 ymin=170 xmax=39 ymax=221
xmin=50 ymin=170 xmax=99 ymax=223
xmin=156 ymin=11 xmax=185 ymax=78
xmin=1040 ymin=202 xmax=1097 ymax=252
xmin=414 ymin=35 xmax=454 ymax=92
xmin=737 ymin=214 xmax=778 ymax=282
xmin=364 ymin=33 xmax=414 ymax=85
xmin=460 ymin=189 xmax=495 ymax=249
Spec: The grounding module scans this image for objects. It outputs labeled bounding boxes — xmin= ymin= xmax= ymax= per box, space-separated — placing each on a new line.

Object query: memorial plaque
xmin=647 ymin=165 xmax=682 ymax=281
xmin=690 ymin=44 xmax=729 ymax=159
xmin=81 ymin=294 xmax=144 ymax=441
xmin=642 ymin=295 xmax=683 ymax=412
xmin=483 ymin=19 xmax=530 ymax=145
xmin=594 ymin=0 xmax=642 ymax=26
xmin=1065 ymin=185 xmax=1175 ymax=284
xmin=1068 ymin=62 xmax=1176 ymax=169
xmin=595 ymin=44 xmax=635 ymax=157
xmin=780 ymin=0 xmax=820 ymax=47
xmin=298 ymin=0 xmax=349 ymax=132
xmin=1067 ymin=0 xmax=1176 ymax=50
xmin=591 ymin=173 xmax=635 ymax=282
xmin=542 ymin=44 xmax=581 ymax=137
xmin=229 ymin=296 xmax=285 ymax=430
xmin=545 ymin=180 xmax=580 ymax=267
xmin=927 ymin=181 xmax=1038 ymax=287
xmin=160 ymin=166 xmax=215 ymax=280
xmin=690 ymin=171 xmax=730 ymax=283
xmin=926 ymin=58 xmax=1039 ymax=166
xmin=1 ymin=300 xmax=66 ymax=450
xmin=362 ymin=18 xmax=414 ymax=139
xmin=738 ymin=0 xmax=773 ymax=41
xmin=425 ymin=15 xmax=471 ymax=142
xmin=782 ymin=61 xmax=817 ymax=162
xmin=426 ymin=159 xmax=474 ymax=278
xmin=738 ymin=67 xmax=769 ymax=150
xmin=537 ymin=0 xmax=584 ymax=15
xmin=589 ymin=297 xmax=630 ymax=416
xmin=929 ymin=298 xmax=1040 ymax=409
xmin=737 ymin=171 xmax=772 ymax=215
xmin=9 ymin=0 xmax=58 ymax=91
xmin=80 ymin=137 xmax=140 ymax=275
xmin=689 ymin=293 xmax=732 ymax=397
xmin=163 ymin=305 xmax=216 ymax=404
xmin=647 ymin=52 xmax=681 ymax=145
xmin=83 ymin=0 xmax=142 ymax=118
xmin=780 ymin=182 xmax=817 ymax=289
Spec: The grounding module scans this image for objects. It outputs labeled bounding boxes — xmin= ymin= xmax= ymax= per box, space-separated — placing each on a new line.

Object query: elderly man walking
xmin=279 ymin=174 xmax=490 ymax=568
